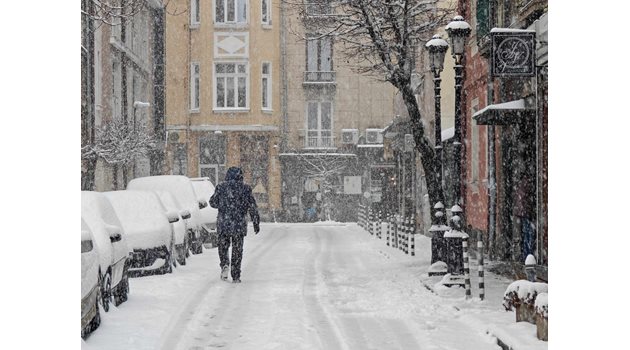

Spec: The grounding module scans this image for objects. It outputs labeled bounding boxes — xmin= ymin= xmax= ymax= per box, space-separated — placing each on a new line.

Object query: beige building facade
xmin=279 ymin=6 xmax=398 ymax=221
xmin=164 ymin=0 xmax=282 ymax=217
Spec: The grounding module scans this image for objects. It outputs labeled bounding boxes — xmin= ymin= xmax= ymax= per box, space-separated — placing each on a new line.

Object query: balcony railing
xmin=303 ymin=71 xmax=336 ymax=84
xmin=306 ymin=135 xmax=334 ymax=148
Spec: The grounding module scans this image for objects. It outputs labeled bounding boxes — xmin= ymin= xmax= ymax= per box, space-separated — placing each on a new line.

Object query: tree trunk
xmin=399 ymin=83 xmax=444 ymax=215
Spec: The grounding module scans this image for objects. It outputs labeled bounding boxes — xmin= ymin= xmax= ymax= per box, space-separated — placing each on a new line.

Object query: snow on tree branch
xmin=283 ymin=0 xmax=452 ymax=84
xmin=82 ymin=118 xmax=158 ymax=166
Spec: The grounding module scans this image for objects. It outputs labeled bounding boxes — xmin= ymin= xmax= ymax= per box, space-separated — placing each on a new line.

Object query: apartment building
xmin=279 ymin=2 xmax=398 ymax=221
xmin=164 ymin=0 xmax=282 ymax=218
xmin=82 ymin=0 xmax=166 ymax=191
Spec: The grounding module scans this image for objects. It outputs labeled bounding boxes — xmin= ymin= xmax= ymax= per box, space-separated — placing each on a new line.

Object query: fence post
xmin=377 ymin=211 xmax=382 ymax=239
xmin=386 ymin=214 xmax=391 ymax=246
xmin=403 ymin=217 xmax=409 ymax=255
xmin=397 ymin=216 xmax=402 ymax=250
xmin=478 ymin=240 xmax=485 ymax=300
xmin=410 ymin=217 xmax=415 ymax=257
xmin=463 ymin=237 xmax=471 ymax=299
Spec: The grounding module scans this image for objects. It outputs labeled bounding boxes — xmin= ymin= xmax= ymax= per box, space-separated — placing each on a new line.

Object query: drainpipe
xmin=280 ymin=0 xmax=289 ymax=151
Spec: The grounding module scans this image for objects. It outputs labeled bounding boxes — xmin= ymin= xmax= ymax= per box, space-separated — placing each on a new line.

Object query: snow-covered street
xmin=82 ymin=223 xmax=540 ymax=350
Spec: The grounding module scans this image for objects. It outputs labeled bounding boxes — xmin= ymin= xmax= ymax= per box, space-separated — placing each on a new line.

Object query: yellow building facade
xmin=165 ymin=0 xmax=282 ymax=217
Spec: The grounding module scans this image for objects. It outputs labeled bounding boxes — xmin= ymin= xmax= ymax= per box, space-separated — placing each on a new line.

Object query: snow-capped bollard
xmin=429 ymin=202 xmax=449 ymax=265
xmin=478 ymin=240 xmax=485 ymax=300
xmin=442 ymin=205 xmax=468 ymax=287
xmin=462 ymin=237 xmax=471 ymax=299
xmin=525 ymin=254 xmax=537 ymax=282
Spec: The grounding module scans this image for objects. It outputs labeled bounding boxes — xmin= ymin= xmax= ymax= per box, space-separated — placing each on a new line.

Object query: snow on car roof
xmin=103 ymin=190 xmax=172 ymax=250
xmin=127 ymin=176 xmax=201 ymax=228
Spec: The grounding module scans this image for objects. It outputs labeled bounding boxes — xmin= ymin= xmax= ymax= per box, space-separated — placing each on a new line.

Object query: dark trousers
xmin=218 ymin=234 xmax=244 ymax=280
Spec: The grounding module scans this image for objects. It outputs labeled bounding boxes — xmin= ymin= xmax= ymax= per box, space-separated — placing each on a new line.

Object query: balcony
xmin=305 ymin=135 xmax=334 ymax=149
xmin=303 ymin=71 xmax=336 ymax=85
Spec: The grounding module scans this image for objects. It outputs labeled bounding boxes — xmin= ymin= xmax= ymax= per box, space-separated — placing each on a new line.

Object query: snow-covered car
xmin=127 ymin=175 xmax=206 ymax=255
xmin=81 ymin=218 xmax=100 ymax=339
xmin=103 ymin=190 xmax=179 ymax=277
xmin=154 ymin=190 xmax=189 ymax=266
xmin=190 ymin=177 xmax=219 ymax=247
xmin=81 ymin=191 xmax=130 ymax=312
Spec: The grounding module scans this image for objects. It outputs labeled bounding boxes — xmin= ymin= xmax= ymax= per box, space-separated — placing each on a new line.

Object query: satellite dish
xmin=363 ymin=191 xmax=371 ymax=199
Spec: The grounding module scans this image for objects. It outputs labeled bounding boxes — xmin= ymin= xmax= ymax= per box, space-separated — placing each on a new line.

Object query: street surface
xmin=83 ymin=223 xmax=507 ymax=350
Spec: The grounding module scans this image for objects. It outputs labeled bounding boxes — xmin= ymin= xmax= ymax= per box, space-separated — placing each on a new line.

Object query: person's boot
xmin=221 ymin=266 xmax=229 ymax=281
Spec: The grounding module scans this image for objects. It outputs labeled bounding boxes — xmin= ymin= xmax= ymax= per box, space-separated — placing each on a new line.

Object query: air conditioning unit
xmin=341 ymin=129 xmax=359 ymax=144
xmin=365 ymin=128 xmax=383 ymax=144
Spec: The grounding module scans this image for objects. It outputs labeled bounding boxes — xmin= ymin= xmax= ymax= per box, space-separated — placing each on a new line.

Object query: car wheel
xmin=82 ymin=295 xmax=101 ymax=339
xmin=192 ymin=236 xmax=203 ymax=255
xmin=164 ymin=249 xmax=173 ymax=274
xmin=113 ymin=270 xmax=129 ymax=306
xmin=176 ymin=245 xmax=187 ymax=266
xmin=184 ymin=236 xmax=191 ymax=258
xmin=171 ymin=241 xmax=177 ymax=269
xmin=99 ymin=271 xmax=112 ymax=312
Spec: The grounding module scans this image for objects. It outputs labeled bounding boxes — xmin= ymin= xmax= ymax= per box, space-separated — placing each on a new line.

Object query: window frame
xmin=261 ymin=61 xmax=272 ymax=111
xmin=305 ymin=34 xmax=333 ymax=73
xmin=261 ymin=0 xmax=271 ymax=26
xmin=190 ymin=0 xmax=200 ymax=28
xmin=190 ymin=62 xmax=200 ymax=112
xmin=214 ymin=0 xmax=249 ymax=26
xmin=213 ymin=61 xmax=250 ymax=111
xmin=304 ymin=100 xmax=334 ymax=148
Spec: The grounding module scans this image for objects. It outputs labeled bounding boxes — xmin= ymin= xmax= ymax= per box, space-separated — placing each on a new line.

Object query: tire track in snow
xmin=301 ymin=227 xmax=350 ymax=350
xmin=160 ymin=227 xmax=289 ymax=350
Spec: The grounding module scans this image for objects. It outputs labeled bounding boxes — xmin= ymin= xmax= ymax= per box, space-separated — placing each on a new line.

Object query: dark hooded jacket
xmin=209 ymin=167 xmax=260 ymax=236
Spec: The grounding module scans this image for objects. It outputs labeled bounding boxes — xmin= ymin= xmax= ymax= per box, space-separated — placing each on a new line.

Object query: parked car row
xmin=81 ymin=175 xmax=218 ymax=339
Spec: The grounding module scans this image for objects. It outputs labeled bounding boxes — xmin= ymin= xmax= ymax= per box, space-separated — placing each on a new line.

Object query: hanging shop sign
xmin=490 ymin=29 xmax=536 ymax=77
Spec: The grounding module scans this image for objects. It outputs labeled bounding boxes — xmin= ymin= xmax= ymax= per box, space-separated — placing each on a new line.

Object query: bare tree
xmin=284 ymin=0 xmax=453 ymax=210
xmin=82 ymin=0 xmax=185 ymax=29
xmin=82 ymin=118 xmax=158 ymax=188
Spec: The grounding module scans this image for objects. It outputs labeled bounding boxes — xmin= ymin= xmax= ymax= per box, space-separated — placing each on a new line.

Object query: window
xmin=191 ymin=0 xmax=200 ymax=26
xmin=306 ymin=101 xmax=333 ymax=148
xmin=190 ymin=62 xmax=200 ymax=111
xmin=214 ymin=62 xmax=248 ymax=109
xmin=200 ymin=135 xmax=227 ymax=184
xmin=261 ymin=0 xmax=271 ymax=25
xmin=215 ymin=0 xmax=248 ymax=24
xmin=261 ymin=62 xmax=271 ymax=110
xmin=173 ymin=143 xmax=188 ymax=176
xmin=306 ymin=36 xmax=332 ymax=72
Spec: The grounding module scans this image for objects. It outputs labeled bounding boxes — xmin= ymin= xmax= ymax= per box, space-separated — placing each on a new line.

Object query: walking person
xmin=210 ymin=167 xmax=260 ymax=283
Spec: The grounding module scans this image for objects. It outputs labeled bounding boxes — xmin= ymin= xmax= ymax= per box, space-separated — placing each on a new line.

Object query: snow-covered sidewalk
xmin=82 ymin=222 xmax=546 ymax=350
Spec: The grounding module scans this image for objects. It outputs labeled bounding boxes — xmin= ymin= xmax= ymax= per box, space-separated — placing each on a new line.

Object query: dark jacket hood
xmin=225 ymin=167 xmax=244 ymax=182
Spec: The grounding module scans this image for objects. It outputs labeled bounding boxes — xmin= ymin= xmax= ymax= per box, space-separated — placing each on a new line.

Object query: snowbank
xmin=534 ymin=292 xmax=548 ymax=318
xmin=503 ymin=280 xmax=548 ymax=310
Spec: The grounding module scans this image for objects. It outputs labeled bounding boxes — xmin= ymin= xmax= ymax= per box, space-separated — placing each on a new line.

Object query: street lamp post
xmin=445 ymin=15 xmax=471 ymax=210
xmin=425 ymin=34 xmax=449 ymax=209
